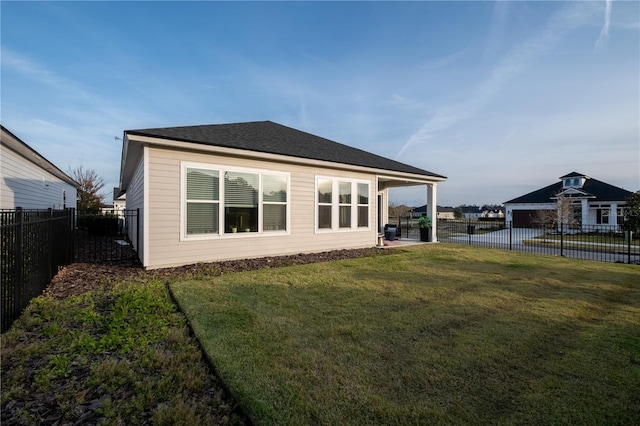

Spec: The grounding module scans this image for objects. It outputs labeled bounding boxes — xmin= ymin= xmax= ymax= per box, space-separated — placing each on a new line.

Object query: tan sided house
xmin=119 ymin=121 xmax=446 ymax=269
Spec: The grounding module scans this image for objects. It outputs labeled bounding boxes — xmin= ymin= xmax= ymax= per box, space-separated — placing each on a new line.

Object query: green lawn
xmin=532 ymin=231 xmax=639 ymax=246
xmin=170 ymin=244 xmax=640 ymax=425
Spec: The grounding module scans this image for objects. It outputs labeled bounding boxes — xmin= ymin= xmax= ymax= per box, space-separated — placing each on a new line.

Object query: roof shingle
xmin=125 ymin=121 xmax=446 ymax=179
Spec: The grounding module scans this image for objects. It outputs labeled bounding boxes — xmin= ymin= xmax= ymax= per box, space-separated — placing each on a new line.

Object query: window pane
xmin=263 ymin=175 xmax=287 ymax=202
xmin=318 ymin=179 xmax=332 ymax=203
xmin=339 ymin=206 xmax=351 ymax=228
xmin=318 ymin=205 xmax=332 ymax=229
xmin=339 ymin=182 xmax=351 ymax=204
xmin=358 ymin=206 xmax=368 ymax=227
xmin=358 ymin=183 xmax=368 ymax=204
xmin=187 ymin=203 xmax=218 ymax=234
xmin=225 ymin=172 xmax=258 ymax=207
xmin=187 ymin=169 xmax=219 ymax=200
xmin=225 ymin=206 xmax=257 ymax=233
xmin=264 ymin=204 xmax=286 ymax=231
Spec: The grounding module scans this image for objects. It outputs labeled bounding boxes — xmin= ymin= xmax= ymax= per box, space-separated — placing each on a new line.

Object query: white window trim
xmin=180 ymin=161 xmax=290 ymax=241
xmin=315 ymin=176 xmax=371 ymax=233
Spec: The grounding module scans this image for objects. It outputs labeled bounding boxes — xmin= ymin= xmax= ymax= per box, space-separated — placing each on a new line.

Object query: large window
xmin=617 ymin=207 xmax=625 ymax=225
xmin=225 ymin=171 xmax=258 ymax=233
xmin=186 ymin=168 xmax=220 ymax=235
xmin=183 ymin=163 xmax=288 ymax=238
xmin=318 ymin=178 xmax=333 ymax=229
xmin=596 ymin=208 xmax=609 ymax=225
xmin=339 ymin=181 xmax=352 ymax=228
xmin=357 ymin=183 xmax=369 ymax=227
xmin=316 ymin=177 xmax=370 ymax=231
xmin=263 ymin=174 xmax=287 ymax=231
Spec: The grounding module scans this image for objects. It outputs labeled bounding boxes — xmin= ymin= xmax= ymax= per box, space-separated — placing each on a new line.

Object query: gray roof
xmin=125 ymin=121 xmax=445 ymax=179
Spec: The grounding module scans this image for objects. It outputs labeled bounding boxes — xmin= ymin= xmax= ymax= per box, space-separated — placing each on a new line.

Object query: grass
xmin=1 ymin=281 xmax=242 ymax=425
xmin=532 ymin=231 xmax=639 ymax=246
xmin=170 ymin=244 xmax=640 ymax=425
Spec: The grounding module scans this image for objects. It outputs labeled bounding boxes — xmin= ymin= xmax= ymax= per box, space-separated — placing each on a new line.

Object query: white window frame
xmin=180 ymin=161 xmax=290 ymax=241
xmin=315 ymin=176 xmax=371 ymax=233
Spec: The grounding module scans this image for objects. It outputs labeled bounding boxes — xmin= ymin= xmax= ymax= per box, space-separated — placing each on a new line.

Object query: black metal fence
xmin=1 ymin=208 xmax=74 ymax=333
xmin=1 ymin=208 xmax=140 ymax=333
xmin=435 ymin=220 xmax=639 ymax=264
xmin=73 ymin=209 xmax=139 ymax=263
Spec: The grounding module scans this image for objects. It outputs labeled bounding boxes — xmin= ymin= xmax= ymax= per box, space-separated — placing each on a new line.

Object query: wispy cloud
xmin=420 ymin=48 xmax=468 ymax=71
xmin=395 ymin=2 xmax=601 ymax=160
xmin=595 ymin=0 xmax=612 ymax=50
xmin=1 ymin=47 xmax=94 ymax=102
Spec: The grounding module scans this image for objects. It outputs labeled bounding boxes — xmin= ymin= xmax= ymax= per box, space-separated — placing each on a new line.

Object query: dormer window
xmin=563 ymin=175 xmax=585 ymax=188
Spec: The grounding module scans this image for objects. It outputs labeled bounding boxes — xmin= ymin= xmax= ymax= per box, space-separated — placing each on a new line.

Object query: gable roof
xmin=125 ymin=121 xmax=446 ymax=179
xmin=504 ymin=174 xmax=634 ymax=204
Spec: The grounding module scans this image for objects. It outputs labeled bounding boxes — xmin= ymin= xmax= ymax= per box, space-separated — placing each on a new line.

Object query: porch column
xmin=581 ymin=199 xmax=589 ymax=227
xmin=610 ymin=204 xmax=618 ymax=227
xmin=427 ymin=183 xmax=437 ymax=242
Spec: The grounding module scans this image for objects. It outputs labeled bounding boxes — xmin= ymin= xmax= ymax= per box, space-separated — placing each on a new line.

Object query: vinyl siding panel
xmin=126 ymin=156 xmax=145 ymax=262
xmin=144 ymin=146 xmax=377 ymax=269
xmin=1 ymin=145 xmax=77 ymax=210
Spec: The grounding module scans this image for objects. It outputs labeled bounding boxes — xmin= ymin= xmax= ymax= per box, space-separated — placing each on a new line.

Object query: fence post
xmin=48 ymin=208 xmax=54 ymax=277
xmin=628 ymin=229 xmax=632 ymax=264
xmin=68 ymin=208 xmax=74 ymax=264
xmin=509 ymin=221 xmax=512 ymax=251
xmin=560 ymin=222 xmax=564 ymax=257
xmin=13 ymin=208 xmax=23 ymax=318
xmin=136 ymin=208 xmax=140 ymax=255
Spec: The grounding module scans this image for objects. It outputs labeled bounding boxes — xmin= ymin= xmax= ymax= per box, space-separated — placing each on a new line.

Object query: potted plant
xmin=418 ymin=216 xmax=432 ymax=242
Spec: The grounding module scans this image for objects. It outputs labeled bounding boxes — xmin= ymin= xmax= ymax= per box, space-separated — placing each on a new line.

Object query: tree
xmin=69 ymin=164 xmax=106 ymax=213
xmin=389 ymin=202 xmax=411 ymax=221
xmin=454 ymin=207 xmax=463 ymax=219
xmin=623 ymin=191 xmax=640 ymax=233
xmin=534 ymin=191 xmax=578 ymax=228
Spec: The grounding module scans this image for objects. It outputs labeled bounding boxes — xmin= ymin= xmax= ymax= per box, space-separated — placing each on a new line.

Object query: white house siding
xmin=1 ymin=144 xmax=77 ymax=210
xmin=144 ymin=146 xmax=377 ymax=269
xmin=126 ymin=155 xmax=145 ymax=263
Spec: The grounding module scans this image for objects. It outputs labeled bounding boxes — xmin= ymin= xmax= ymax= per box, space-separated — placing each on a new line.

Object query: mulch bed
xmin=45 ymin=247 xmax=389 ymax=299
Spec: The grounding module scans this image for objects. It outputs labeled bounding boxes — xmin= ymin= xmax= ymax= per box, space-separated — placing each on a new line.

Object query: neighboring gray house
xmin=1 ymin=125 xmax=78 ymax=210
xmin=119 ymin=121 xmax=446 ymax=269
xmin=461 ymin=206 xmax=483 ymax=219
xmin=504 ymin=172 xmax=634 ymax=228
xmin=410 ymin=205 xmax=456 ymax=220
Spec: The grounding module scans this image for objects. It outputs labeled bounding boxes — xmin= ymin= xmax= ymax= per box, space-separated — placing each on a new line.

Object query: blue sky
xmin=2 ymin=1 xmax=638 ymax=207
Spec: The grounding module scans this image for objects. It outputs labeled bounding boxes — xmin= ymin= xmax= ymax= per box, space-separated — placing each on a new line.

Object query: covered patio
xmin=377 ymin=175 xmax=442 ymax=245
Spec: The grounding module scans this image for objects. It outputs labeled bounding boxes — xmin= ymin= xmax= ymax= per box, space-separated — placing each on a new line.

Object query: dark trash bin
xmin=384 ymin=224 xmax=397 ymax=241
xmin=467 ymin=225 xmax=476 ymax=235
xmin=385 ymin=224 xmax=401 ymax=237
